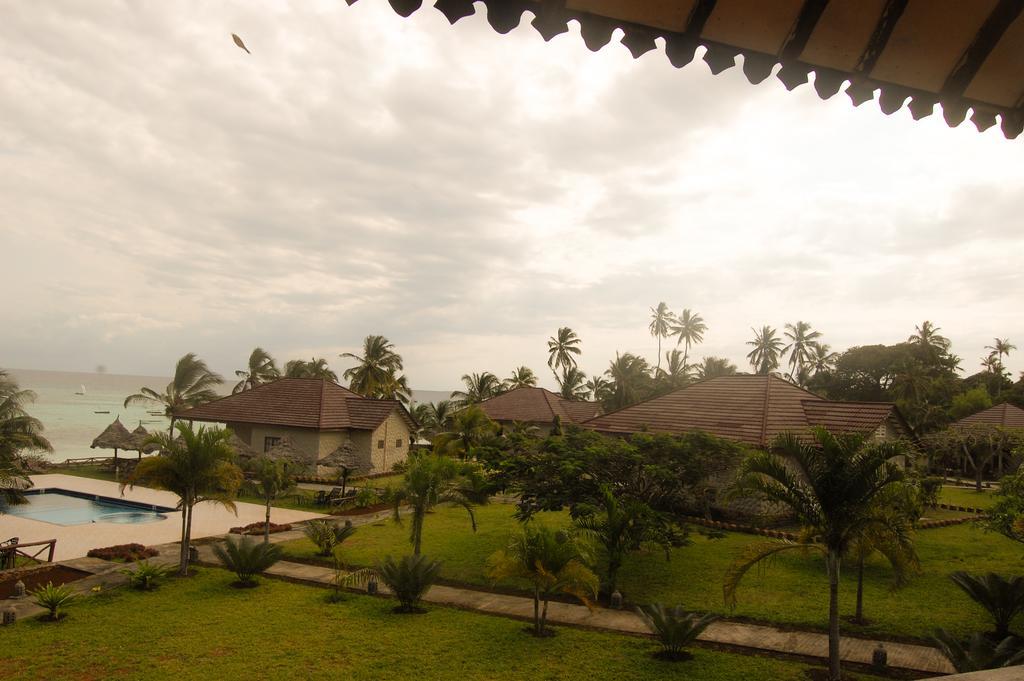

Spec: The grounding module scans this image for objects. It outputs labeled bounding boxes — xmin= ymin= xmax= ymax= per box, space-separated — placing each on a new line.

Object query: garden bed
xmin=0 ymin=563 xmax=91 ymax=599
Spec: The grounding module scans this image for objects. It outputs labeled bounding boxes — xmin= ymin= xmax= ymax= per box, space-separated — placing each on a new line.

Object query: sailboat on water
xmin=74 ymin=384 xmax=86 ymax=395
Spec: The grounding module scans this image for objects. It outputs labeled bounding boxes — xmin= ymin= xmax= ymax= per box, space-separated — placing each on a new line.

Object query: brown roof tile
xmin=176 ymin=377 xmax=412 ymax=431
xmin=478 ymin=387 xmax=601 ymax=425
xmin=956 ymin=403 xmax=1024 ymax=429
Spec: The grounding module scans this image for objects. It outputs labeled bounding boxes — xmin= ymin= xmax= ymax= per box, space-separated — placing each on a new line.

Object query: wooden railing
xmin=59 ymin=456 xmax=114 ymax=466
xmin=1 ymin=539 xmax=57 ymax=570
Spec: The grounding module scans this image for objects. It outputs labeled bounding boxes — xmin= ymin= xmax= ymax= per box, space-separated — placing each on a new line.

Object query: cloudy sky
xmin=2 ymin=1 xmax=1022 ymax=391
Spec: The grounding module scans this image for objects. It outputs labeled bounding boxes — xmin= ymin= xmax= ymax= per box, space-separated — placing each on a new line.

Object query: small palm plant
xmin=212 ymin=536 xmax=283 ymax=587
xmin=933 ymin=629 xmax=1024 ymax=672
xmin=343 ymin=554 xmax=442 ymax=613
xmin=303 ymin=519 xmax=356 ymax=557
xmin=120 ymin=560 xmax=171 ymax=591
xmin=31 ymin=582 xmax=76 ymax=621
xmin=950 ymin=572 xmax=1024 ymax=638
xmin=635 ymin=603 xmax=718 ymax=661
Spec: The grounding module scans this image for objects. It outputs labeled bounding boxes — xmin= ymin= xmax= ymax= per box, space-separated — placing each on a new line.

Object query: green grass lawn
xmin=0 ymin=569 xmax=877 ymax=681
xmin=281 ymin=502 xmax=1024 ymax=641
xmin=940 ymin=485 xmax=997 ymax=510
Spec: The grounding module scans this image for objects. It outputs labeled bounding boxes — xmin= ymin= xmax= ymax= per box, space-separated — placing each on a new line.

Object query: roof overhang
xmin=356 ymin=0 xmax=1024 ymax=139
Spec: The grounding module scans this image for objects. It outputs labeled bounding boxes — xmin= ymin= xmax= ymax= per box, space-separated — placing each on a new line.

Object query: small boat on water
xmin=74 ymin=384 xmax=86 ymax=395
xmin=94 ymin=410 xmax=110 ymax=414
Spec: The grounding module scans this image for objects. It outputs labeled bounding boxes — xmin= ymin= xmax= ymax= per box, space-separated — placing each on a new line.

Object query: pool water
xmin=3 ymin=489 xmax=172 ymax=526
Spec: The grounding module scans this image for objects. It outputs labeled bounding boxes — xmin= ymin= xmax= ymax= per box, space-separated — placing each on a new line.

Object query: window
xmin=377 ymin=439 xmax=384 ymax=449
xmin=264 ymin=436 xmax=281 ymax=452
xmin=395 ymin=438 xmax=403 ymax=448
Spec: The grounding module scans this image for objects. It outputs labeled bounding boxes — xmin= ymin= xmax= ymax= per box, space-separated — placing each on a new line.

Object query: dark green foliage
xmin=635 ymin=603 xmax=718 ymax=660
xmin=950 ymin=571 xmax=1024 ymax=637
xmin=303 ymin=519 xmax=356 ymax=557
xmin=31 ymin=581 xmax=76 ymax=620
xmin=985 ymin=470 xmax=1024 ymax=544
xmin=121 ymin=560 xmax=171 ymax=591
xmin=212 ymin=536 xmax=283 ymax=586
xmin=932 ymin=629 xmax=1024 ymax=672
xmin=919 ymin=477 xmax=943 ymax=508
xmin=378 ymin=554 xmax=442 ymax=612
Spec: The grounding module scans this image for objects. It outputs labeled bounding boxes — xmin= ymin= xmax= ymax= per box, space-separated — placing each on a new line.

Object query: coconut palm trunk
xmin=178 ymin=495 xmax=191 ymax=575
xmin=827 ymin=549 xmax=841 ymax=681
xmin=264 ymin=496 xmax=273 ymax=543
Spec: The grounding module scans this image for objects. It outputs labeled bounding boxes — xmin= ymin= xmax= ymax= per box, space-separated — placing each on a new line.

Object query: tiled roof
xmin=956 ymin=403 xmax=1024 ymax=429
xmin=583 ymin=375 xmax=903 ymax=447
xmin=176 ymin=377 xmax=412 ymax=431
xmin=478 ymin=387 xmax=601 ymax=425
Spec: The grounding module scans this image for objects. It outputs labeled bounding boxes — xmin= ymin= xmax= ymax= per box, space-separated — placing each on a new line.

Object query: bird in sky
xmin=232 ymin=33 xmax=250 ymax=54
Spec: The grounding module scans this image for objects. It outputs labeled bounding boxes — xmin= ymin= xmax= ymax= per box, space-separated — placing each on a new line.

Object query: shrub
xmin=635 ymin=603 xmax=718 ymax=660
xmin=920 ymin=477 xmax=943 ymax=508
xmin=353 ymin=487 xmax=379 ymax=508
xmin=303 ymin=519 xmax=356 ymax=557
xmin=86 ymin=543 xmax=157 ymax=562
xmin=120 ymin=560 xmax=170 ymax=591
xmin=230 ymin=521 xmax=293 ymax=536
xmin=31 ymin=582 xmax=76 ymax=621
xmin=378 ymin=554 xmax=441 ymax=613
xmin=212 ymin=536 xmax=283 ymax=587
xmin=950 ymin=572 xmax=1024 ymax=638
xmin=933 ymin=629 xmax=1024 ymax=672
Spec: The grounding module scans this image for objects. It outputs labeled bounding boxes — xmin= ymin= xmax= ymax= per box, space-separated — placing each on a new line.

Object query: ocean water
xmin=6 ymin=368 xmax=455 ymax=463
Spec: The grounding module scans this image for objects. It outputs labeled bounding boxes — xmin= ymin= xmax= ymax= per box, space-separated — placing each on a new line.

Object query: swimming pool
xmin=2 ymin=489 xmax=173 ymax=526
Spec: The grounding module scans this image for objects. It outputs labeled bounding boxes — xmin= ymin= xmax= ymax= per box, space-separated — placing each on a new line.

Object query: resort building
xmin=175 ymin=377 xmax=415 ymax=475
xmin=478 ymin=386 xmax=601 ymax=435
xmin=955 ymin=402 xmax=1024 ymax=430
xmin=950 ymin=402 xmax=1024 ymax=479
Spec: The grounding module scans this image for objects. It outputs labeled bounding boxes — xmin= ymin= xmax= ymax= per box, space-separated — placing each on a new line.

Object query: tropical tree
xmin=603 ymin=352 xmax=652 ymax=411
xmin=124 ymin=354 xmax=223 ymax=433
xmin=1 ymin=371 xmax=52 ymax=507
xmin=585 ymin=375 xmax=612 ymax=402
xmin=547 ymin=327 xmax=582 ymax=382
xmin=746 ymin=326 xmax=784 ymax=375
xmin=984 ymin=468 xmax=1024 ymax=546
xmin=391 ymin=453 xmax=489 ymax=555
xmin=376 ymin=371 xmax=412 ymax=405
xmin=435 ymin=406 xmax=497 ymax=459
xmin=244 ymin=455 xmax=297 ymax=543
xmin=125 ymin=423 xmax=243 ymax=576
xmin=451 ymin=372 xmax=503 ymax=406
xmin=908 ymin=321 xmax=951 ymax=357
xmin=694 ymin=356 xmax=737 ymax=380
xmin=284 ymin=357 xmax=338 ymax=381
xmin=809 ymin=343 xmax=839 ymax=375
xmin=669 ymin=309 xmax=707 ymax=367
xmin=950 ymin=572 xmax=1024 ymax=638
xmin=725 ymin=428 xmax=906 ymax=681
xmin=558 ymin=366 xmax=590 ymax=401
xmin=505 ymin=366 xmax=538 ymax=389
xmin=649 ymin=303 xmax=674 ymax=373
xmin=933 ymin=629 xmax=1024 ymax=673
xmin=233 ymin=347 xmax=280 ymax=393
xmin=656 ymin=349 xmax=690 ymax=391
xmin=487 ymin=524 xmax=598 ymax=636
xmin=420 ymin=400 xmax=455 ymax=438
xmin=987 ymin=338 xmax=1016 ymax=367
xmin=341 ymin=335 xmax=404 ymax=398
xmin=783 ymin=321 xmax=822 ymax=380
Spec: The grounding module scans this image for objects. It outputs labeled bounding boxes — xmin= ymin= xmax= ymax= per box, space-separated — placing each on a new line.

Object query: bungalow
xmin=949 ymin=402 xmax=1024 ymax=479
xmin=478 ymin=387 xmax=601 ymax=435
xmin=175 ymin=377 xmax=416 ymax=475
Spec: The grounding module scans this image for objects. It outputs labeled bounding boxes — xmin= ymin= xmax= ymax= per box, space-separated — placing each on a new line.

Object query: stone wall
xmin=369 ymin=409 xmax=411 ymax=473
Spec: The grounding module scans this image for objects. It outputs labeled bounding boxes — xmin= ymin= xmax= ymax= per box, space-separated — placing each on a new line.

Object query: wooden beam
xmin=942 ymin=0 xmax=1024 ymax=97
xmin=781 ymin=0 xmax=830 ymax=61
xmin=853 ymin=0 xmax=909 ymax=75
xmin=684 ymin=0 xmax=717 ymax=36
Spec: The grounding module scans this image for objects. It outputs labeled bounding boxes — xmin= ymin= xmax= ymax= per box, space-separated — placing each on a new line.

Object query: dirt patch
xmin=0 ymin=563 xmax=91 ymax=598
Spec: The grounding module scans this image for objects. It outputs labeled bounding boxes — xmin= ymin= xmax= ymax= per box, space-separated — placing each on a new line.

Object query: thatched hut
xmin=264 ymin=437 xmax=314 ymax=474
xmin=91 ymin=417 xmax=134 ymax=466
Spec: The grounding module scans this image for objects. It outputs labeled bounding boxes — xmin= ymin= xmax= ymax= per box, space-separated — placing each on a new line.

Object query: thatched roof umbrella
xmin=265 ymin=437 xmax=313 ymax=473
xmin=91 ymin=417 xmax=134 ymax=473
xmin=320 ymin=441 xmax=364 ymax=494
xmin=226 ymin=432 xmax=258 ymax=463
xmin=127 ymin=424 xmax=159 ymax=458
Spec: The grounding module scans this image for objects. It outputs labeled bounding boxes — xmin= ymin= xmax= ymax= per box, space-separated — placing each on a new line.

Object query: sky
xmin=1 ymin=1 xmax=1022 ymax=391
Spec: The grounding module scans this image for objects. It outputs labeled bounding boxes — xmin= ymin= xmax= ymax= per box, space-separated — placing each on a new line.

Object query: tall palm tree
xmin=981 ymin=352 xmax=1003 ymax=375
xmin=233 ymin=347 xmax=280 ymax=393
xmin=376 ymin=372 xmax=412 ymax=405
xmin=669 ymin=309 xmax=707 ymax=367
xmin=657 ymin=348 xmax=690 ymax=390
xmin=809 ymin=343 xmax=839 ymax=375
xmin=424 ymin=400 xmax=455 ymax=436
xmin=604 ymin=352 xmax=652 ymax=410
xmin=558 ymin=366 xmax=590 ymax=401
xmin=746 ymin=326 xmax=784 ymax=375
xmin=783 ymin=321 xmax=822 ymax=380
xmin=1 ymin=371 xmax=52 ymax=507
xmin=547 ymin=327 xmax=582 ymax=383
xmin=986 ymin=338 xmax=1016 ymax=366
xmin=726 ymin=428 xmax=906 ymax=681
xmin=341 ymin=335 xmax=404 ymax=397
xmin=648 ymin=303 xmax=674 ymax=373
xmin=505 ymin=366 xmax=538 ymax=389
xmin=435 ymin=405 xmax=497 ymax=459
xmin=694 ymin=356 xmax=738 ymax=380
xmin=124 ymin=353 xmax=223 ymax=434
xmin=908 ymin=321 xmax=951 ymax=354
xmin=451 ymin=372 xmax=503 ymax=406
xmin=284 ymin=357 xmax=338 ymax=381
xmin=125 ymin=423 xmax=243 ymax=575
xmin=585 ymin=375 xmax=612 ymax=402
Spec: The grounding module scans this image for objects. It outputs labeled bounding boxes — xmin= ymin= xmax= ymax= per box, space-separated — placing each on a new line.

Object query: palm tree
xmin=244 ymin=455 xmax=297 ymax=543
xmin=657 ymin=349 xmax=690 ymax=390
xmin=377 ymin=371 xmax=412 ymax=405
xmin=547 ymin=327 xmax=582 ymax=383
xmin=505 ymin=366 xmax=538 ymax=389
xmin=341 ymin=335 xmax=404 ymax=397
xmin=649 ymin=303 xmax=674 ymax=373
xmin=124 ymin=353 xmax=223 ymax=434
xmin=233 ymin=347 xmax=280 ymax=393
xmin=950 ymin=572 xmax=1024 ymax=638
xmin=585 ymin=375 xmax=612 ymax=402
xmin=669 ymin=309 xmax=707 ymax=367
xmin=604 ymin=353 xmax=652 ymax=410
xmin=124 ymin=423 xmax=243 ymax=575
xmin=487 ymin=524 xmax=598 ymax=636
xmin=908 ymin=321 xmax=951 ymax=355
xmin=391 ymin=453 xmax=487 ymax=555
xmin=726 ymin=428 xmax=907 ymax=681
xmin=986 ymin=338 xmax=1016 ymax=366
xmin=809 ymin=343 xmax=839 ymax=375
xmin=451 ymin=372 xmax=503 ymax=406
xmin=746 ymin=326 xmax=784 ymax=375
xmin=435 ymin=406 xmax=497 ymax=459
xmin=284 ymin=357 xmax=338 ymax=381
xmin=694 ymin=356 xmax=737 ymax=380
xmin=1 ymin=371 xmax=52 ymax=507
xmin=421 ymin=400 xmax=455 ymax=437
xmin=783 ymin=321 xmax=822 ymax=380
xmin=558 ymin=367 xmax=589 ymax=401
